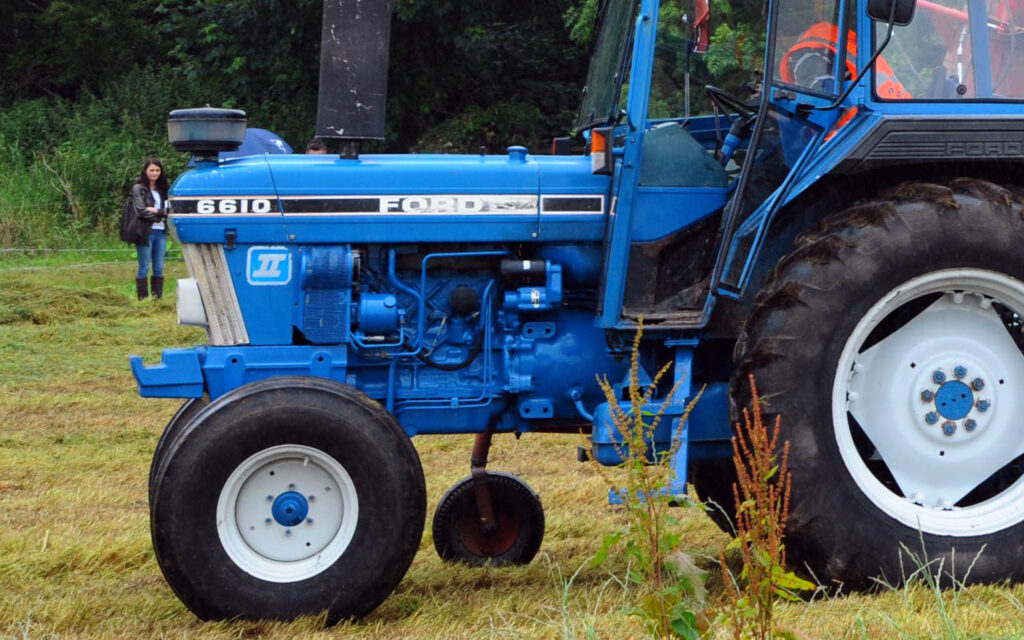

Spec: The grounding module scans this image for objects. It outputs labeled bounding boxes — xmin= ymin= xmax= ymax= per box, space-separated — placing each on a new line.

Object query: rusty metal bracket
xmin=470 ymin=428 xmax=497 ymax=534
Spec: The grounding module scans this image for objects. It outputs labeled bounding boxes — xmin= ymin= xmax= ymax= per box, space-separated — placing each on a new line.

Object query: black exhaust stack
xmin=316 ymin=0 xmax=392 ymax=158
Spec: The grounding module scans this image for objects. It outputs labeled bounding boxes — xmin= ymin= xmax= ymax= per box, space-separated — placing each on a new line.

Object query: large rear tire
xmin=689 ymin=459 xmax=738 ymax=534
xmin=734 ymin=179 xmax=1024 ymax=587
xmin=150 ymin=376 xmax=426 ymax=622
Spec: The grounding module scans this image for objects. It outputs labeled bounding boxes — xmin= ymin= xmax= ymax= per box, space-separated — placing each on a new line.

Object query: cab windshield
xmin=576 ymin=0 xmax=641 ymax=131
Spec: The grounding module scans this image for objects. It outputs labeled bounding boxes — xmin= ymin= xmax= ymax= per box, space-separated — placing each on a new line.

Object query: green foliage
xmin=705 ymin=22 xmax=765 ymax=86
xmin=0 ymin=1 xmax=595 ymax=247
xmin=390 ymin=1 xmax=588 ymax=152
xmin=0 ymin=67 xmax=199 ymax=247
xmin=157 ymin=0 xmax=323 ymax=146
xmin=591 ymin=321 xmax=708 ymax=639
xmin=564 ymin=0 xmax=601 ymax=45
xmin=0 ymin=0 xmax=167 ymax=103
xmin=413 ymin=101 xmax=557 ymax=153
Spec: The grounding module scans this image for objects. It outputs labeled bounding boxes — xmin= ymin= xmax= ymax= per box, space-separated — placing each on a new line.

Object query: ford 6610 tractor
xmin=133 ymin=0 xmax=1024 ymax=622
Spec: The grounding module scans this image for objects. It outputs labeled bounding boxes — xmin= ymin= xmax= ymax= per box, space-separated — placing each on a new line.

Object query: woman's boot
xmin=151 ymin=276 xmax=164 ymax=300
xmin=136 ymin=277 xmax=148 ymax=300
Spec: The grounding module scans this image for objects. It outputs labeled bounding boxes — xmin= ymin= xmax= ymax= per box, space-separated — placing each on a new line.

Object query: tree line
xmin=0 ymin=0 xmax=594 ymax=247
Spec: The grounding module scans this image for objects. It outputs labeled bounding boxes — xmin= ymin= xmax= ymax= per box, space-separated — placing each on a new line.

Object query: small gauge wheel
xmin=432 ymin=472 xmax=544 ymax=566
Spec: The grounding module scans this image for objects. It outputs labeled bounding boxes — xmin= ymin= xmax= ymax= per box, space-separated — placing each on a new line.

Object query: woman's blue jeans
xmin=136 ymin=228 xmax=167 ymax=278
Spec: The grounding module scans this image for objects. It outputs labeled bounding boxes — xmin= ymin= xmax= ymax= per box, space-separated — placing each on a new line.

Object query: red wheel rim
xmin=455 ymin=502 xmax=519 ymax=557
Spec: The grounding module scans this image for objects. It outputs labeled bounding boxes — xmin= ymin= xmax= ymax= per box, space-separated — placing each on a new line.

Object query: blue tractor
xmin=134 ymin=0 xmax=1024 ymax=622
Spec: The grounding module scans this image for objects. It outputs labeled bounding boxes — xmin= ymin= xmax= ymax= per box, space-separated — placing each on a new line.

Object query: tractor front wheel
xmin=150 ymin=377 xmax=426 ymax=622
xmin=148 ymin=396 xmax=207 ymax=506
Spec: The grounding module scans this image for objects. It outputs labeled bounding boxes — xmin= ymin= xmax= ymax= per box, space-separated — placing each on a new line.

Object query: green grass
xmin=3 ymin=256 xmax=1024 ymax=639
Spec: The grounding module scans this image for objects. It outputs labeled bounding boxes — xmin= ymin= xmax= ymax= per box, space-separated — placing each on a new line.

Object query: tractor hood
xmin=168 ymin=149 xmax=610 ymax=245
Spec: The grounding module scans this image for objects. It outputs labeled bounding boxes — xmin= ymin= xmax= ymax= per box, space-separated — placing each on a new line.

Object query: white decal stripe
xmin=169 ymin=214 xmax=283 ymax=219
xmin=169 ymin=194 xmax=607 ymax=216
xmin=282 ymin=194 xmax=539 ymax=216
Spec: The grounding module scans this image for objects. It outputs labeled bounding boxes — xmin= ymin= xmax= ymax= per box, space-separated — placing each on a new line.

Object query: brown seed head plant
xmin=718 ymin=374 xmax=814 ymax=640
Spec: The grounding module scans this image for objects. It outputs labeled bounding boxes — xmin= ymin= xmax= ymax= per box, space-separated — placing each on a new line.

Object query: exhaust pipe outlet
xmin=316 ymin=0 xmax=392 ymax=158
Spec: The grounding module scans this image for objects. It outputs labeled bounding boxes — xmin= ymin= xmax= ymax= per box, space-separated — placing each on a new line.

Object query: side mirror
xmin=867 ymin=0 xmax=915 ymax=26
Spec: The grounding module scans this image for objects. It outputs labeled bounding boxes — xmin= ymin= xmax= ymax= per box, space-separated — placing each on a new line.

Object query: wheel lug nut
xmin=308 ymin=495 xmax=316 ymax=501
xmin=306 ymin=518 xmax=313 ymax=524
xmin=921 ymin=389 xmax=934 ymax=402
xmin=954 ymin=366 xmax=967 ymax=378
xmin=977 ymin=399 xmax=991 ymax=412
xmin=942 ymin=421 xmax=957 ymax=436
xmin=266 ymin=495 xmax=274 ymax=502
xmin=265 ymin=518 xmax=272 ymax=524
xmin=925 ymin=412 xmax=939 ymax=425
xmin=285 ymin=529 xmax=292 ymax=536
xmin=932 ymin=370 xmax=946 ymax=383
xmin=972 ymin=378 xmax=985 ymax=390
xmin=965 ymin=419 xmax=978 ymax=432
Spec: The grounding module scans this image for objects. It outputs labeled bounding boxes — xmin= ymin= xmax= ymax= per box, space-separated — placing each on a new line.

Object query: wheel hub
xmin=217 ymin=444 xmax=359 ymax=581
xmin=912 ymin=362 xmax=992 ymax=443
xmin=933 ymin=379 xmax=974 ymax=420
xmin=271 ymin=491 xmax=309 ymax=527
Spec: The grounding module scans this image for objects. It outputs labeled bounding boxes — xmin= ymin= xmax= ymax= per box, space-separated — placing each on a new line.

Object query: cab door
xmin=713 ymin=0 xmax=856 ymax=295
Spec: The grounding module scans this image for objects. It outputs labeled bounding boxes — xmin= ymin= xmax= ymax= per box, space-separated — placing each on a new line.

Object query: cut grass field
xmin=3 ymin=254 xmax=1024 ymax=639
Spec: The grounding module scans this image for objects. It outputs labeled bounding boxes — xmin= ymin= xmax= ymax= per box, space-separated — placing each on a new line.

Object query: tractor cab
xmin=587 ymin=0 xmax=1024 ymax=326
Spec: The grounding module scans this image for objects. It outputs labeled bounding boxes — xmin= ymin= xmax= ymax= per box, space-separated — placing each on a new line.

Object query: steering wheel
xmin=705 ymin=85 xmax=758 ymax=166
xmin=704 ymin=85 xmax=757 ymax=120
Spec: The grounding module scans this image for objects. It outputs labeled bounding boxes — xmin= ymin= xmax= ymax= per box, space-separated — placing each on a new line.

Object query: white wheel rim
xmin=835 ymin=269 xmax=1024 ymax=536
xmin=216 ymin=444 xmax=359 ymax=582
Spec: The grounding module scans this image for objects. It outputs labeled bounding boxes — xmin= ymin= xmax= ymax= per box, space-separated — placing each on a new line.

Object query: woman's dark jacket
xmin=121 ymin=183 xmax=161 ymax=244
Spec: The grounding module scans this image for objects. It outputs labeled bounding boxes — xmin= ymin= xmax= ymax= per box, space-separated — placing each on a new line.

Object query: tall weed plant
xmin=717 ymin=375 xmax=815 ymax=640
xmin=591 ymin=322 xmax=707 ymax=638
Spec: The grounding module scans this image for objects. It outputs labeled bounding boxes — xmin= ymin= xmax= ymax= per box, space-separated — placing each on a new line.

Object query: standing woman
xmin=131 ymin=158 xmax=169 ymax=300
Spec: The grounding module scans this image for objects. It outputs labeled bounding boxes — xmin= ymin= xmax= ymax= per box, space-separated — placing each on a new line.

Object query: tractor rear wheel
xmin=689 ymin=459 xmax=738 ymax=534
xmin=150 ymin=376 xmax=426 ymax=622
xmin=733 ymin=179 xmax=1024 ymax=587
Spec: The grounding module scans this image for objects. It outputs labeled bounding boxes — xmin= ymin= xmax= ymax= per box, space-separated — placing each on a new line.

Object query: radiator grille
xmin=181 ymin=243 xmax=249 ymax=345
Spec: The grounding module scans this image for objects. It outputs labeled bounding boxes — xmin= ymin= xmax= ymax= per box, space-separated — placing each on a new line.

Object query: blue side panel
xmin=170 ymin=216 xmax=290 ymax=245
xmin=199 ymin=345 xmax=348 ymax=399
xmin=536 ymin=155 xmax=611 ymax=241
xmin=169 ymin=152 xmax=613 ymax=245
xmin=169 ymin=158 xmax=288 ymax=245
xmin=629 ymin=186 xmax=728 ymax=242
xmin=170 ymin=157 xmax=280 ymax=196
xmin=220 ymin=244 xmax=299 ymax=345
